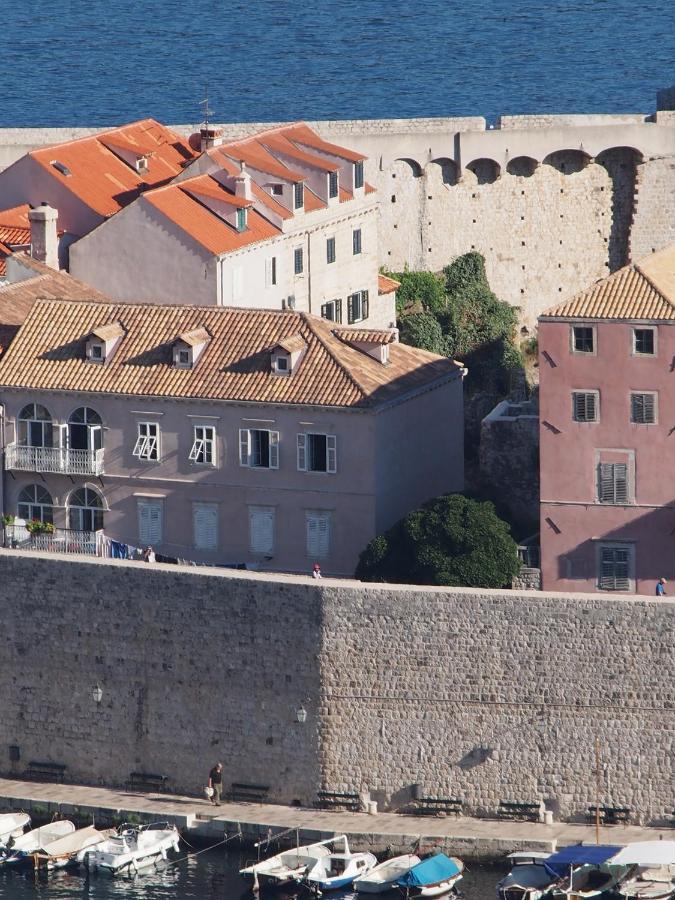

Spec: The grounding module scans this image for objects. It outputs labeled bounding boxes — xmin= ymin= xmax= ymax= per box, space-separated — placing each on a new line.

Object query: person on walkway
xmin=312 ymin=563 xmax=322 ymax=579
xmin=656 ymin=577 xmax=667 ymax=597
xmin=142 ymin=545 xmax=156 ymax=563
xmin=208 ymin=762 xmax=223 ymax=806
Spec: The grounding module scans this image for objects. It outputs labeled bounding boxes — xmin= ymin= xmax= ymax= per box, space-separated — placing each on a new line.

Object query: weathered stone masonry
xmin=0 ymin=551 xmax=672 ymax=823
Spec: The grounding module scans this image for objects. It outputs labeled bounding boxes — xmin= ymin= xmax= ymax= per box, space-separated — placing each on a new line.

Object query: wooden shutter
xmin=138 ymin=499 xmax=163 ymax=545
xmin=194 ymin=502 xmax=218 ymax=550
xmin=362 ymin=290 xmax=369 ymax=320
xmin=574 ymin=392 xmax=596 ymax=422
xmin=600 ymin=546 xmax=630 ymax=591
xmin=269 ymin=432 xmax=279 ymax=469
xmin=326 ymin=435 xmax=337 ymax=473
xmin=297 ymin=433 xmax=307 ymax=471
xmin=347 ymin=294 xmax=354 ymax=324
xmin=306 ymin=513 xmax=330 ymax=559
xmin=336 ymin=298 xmax=342 ymax=324
xmin=239 ymin=429 xmax=251 ymax=466
xmin=599 ymin=463 xmax=628 ymax=504
xmin=614 ymin=464 xmax=628 ymax=503
xmin=249 ymin=506 xmax=275 ymax=554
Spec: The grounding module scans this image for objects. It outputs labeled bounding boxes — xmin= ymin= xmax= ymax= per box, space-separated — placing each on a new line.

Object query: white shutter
xmin=239 ymin=429 xmax=251 ymax=466
xmin=189 ymin=438 xmax=203 ymax=462
xmin=138 ymin=499 xmax=163 ymax=545
xmin=269 ymin=431 xmax=279 ymax=469
xmin=132 ymin=435 xmax=146 ymax=458
xmin=306 ymin=513 xmax=330 ymax=559
xmin=55 ymin=423 xmax=68 ymax=448
xmin=249 ymin=506 xmax=275 ymax=554
xmin=297 ymin=433 xmax=307 ymax=471
xmin=194 ymin=502 xmax=218 ymax=550
xmin=326 ymin=435 xmax=337 ymax=473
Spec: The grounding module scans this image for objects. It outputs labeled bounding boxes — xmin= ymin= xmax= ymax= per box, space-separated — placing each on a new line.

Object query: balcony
xmin=4 ymin=524 xmax=100 ymax=556
xmin=5 ymin=443 xmax=105 ymax=476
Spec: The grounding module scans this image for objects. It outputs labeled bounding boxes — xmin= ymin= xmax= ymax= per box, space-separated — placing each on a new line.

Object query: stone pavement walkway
xmin=0 ymin=777 xmax=667 ymax=857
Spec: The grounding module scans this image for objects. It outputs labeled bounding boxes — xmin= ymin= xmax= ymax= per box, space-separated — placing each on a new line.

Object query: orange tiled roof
xmin=0 ymin=301 xmax=460 ymax=409
xmin=378 ymin=274 xmax=401 ymax=295
xmin=0 ymin=242 xmax=11 ymax=277
xmin=29 ymin=119 xmax=196 ymax=219
xmin=334 ymin=328 xmax=396 ymax=344
xmin=541 ymin=247 xmax=675 ymax=320
xmin=283 ymin=123 xmax=365 ymax=163
xmin=0 ymin=204 xmax=31 ymax=229
xmin=258 ymin=132 xmax=339 ymax=172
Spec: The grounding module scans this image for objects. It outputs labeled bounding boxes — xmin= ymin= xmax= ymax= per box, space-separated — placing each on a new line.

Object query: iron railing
xmin=4 ymin=524 xmax=100 ymax=556
xmin=5 ymin=442 xmax=105 ymax=476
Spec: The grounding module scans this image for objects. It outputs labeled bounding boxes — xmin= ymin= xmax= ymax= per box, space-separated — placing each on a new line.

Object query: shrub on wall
xmin=355 ymin=493 xmax=520 ymax=588
xmin=388 ymin=269 xmax=447 ymax=316
xmin=397 ymin=312 xmax=447 ymax=355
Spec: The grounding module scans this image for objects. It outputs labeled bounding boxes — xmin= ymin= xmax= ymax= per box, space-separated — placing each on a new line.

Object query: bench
xmin=231 ymin=782 xmax=270 ymax=803
xmin=25 ymin=761 xmax=67 ymax=783
xmin=412 ymin=797 xmax=463 ymax=816
xmin=315 ymin=790 xmax=360 ymax=812
xmin=499 ymin=800 xmax=542 ymax=822
xmin=127 ymin=772 xmax=169 ymax=792
xmin=587 ymin=805 xmax=631 ymax=825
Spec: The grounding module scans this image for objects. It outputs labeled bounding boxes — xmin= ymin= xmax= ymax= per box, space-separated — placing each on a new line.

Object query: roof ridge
xmin=30 ymin=119 xmax=164 ymax=157
xmin=302 ymin=315 xmax=369 ymax=402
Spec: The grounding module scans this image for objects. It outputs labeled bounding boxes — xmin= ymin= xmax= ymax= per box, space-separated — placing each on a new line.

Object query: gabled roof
xmin=282 ymin=123 xmax=365 ymax=163
xmin=274 ymin=333 xmax=307 ymax=354
xmin=28 ymin=119 xmax=196 ymax=219
xmin=0 ymin=301 xmax=461 ymax=409
xmin=176 ymin=326 xmax=210 ymax=346
xmin=0 ymin=205 xmax=32 ymax=276
xmin=541 ymin=246 xmax=675 ymax=321
xmin=378 ymin=274 xmax=401 ymax=295
xmin=334 ymin=328 xmax=396 ymax=345
xmin=90 ymin=322 xmax=125 ymax=341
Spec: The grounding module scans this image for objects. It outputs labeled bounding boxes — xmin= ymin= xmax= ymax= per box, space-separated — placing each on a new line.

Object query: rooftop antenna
xmin=200 ymin=86 xmax=214 ymax=131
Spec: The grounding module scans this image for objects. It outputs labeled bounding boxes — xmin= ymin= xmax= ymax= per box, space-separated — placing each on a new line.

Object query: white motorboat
xmin=304 ymin=835 xmax=377 ymax=891
xmin=497 ymin=852 xmax=554 ymax=900
xmin=354 ymin=854 xmax=421 ymax=893
xmin=397 ymin=854 xmax=464 ymax=898
xmin=88 ymin=822 xmax=180 ymax=875
xmin=1 ymin=820 xmax=75 ymax=865
xmin=543 ymin=845 xmax=629 ymax=900
xmin=30 ymin=824 xmax=109 ymax=871
xmin=610 ymin=842 xmax=675 ymax=900
xmin=240 ymin=836 xmax=335 ymax=889
xmin=0 ymin=812 xmax=30 ymax=845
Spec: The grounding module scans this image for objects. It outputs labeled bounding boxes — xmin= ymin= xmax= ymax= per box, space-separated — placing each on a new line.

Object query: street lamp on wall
xmin=92 ymin=684 xmax=103 ymax=705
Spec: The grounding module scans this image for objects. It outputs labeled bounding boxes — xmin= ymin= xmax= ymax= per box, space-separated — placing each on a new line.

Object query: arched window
xmin=68 ymin=486 xmax=104 ymax=532
xmin=68 ymin=407 xmax=103 ymax=452
xmin=18 ymin=484 xmax=54 ymax=524
xmin=17 ymin=403 xmax=53 ymax=448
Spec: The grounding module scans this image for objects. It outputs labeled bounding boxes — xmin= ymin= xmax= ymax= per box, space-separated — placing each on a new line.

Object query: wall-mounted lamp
xmin=295 ymin=705 xmax=307 ymax=724
xmin=92 ymin=684 xmax=103 ymax=705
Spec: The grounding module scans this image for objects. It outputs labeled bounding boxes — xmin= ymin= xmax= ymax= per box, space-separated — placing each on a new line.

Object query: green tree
xmin=355 ymin=494 xmax=520 ymax=588
xmin=397 ymin=312 xmax=447 ymax=355
xmin=390 ymin=270 xmax=447 ymax=316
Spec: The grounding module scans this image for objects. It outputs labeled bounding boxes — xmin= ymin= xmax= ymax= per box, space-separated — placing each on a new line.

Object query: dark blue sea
xmin=1 ymin=0 xmax=673 ymax=127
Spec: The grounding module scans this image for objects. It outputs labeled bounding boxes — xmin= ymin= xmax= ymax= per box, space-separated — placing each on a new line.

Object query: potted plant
xmin=25 ymin=519 xmax=55 ymax=536
xmin=2 ymin=514 xmax=15 ymax=527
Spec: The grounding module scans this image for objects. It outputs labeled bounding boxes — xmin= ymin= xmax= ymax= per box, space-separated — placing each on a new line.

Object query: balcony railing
xmin=4 ymin=524 xmax=100 ymax=556
xmin=4 ymin=442 xmax=105 ymax=476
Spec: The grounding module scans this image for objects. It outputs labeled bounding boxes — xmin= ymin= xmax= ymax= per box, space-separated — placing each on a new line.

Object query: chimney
xmin=28 ymin=202 xmax=59 ymax=270
xmin=199 ymin=126 xmax=223 ymax=152
xmin=234 ymin=161 xmax=252 ymax=200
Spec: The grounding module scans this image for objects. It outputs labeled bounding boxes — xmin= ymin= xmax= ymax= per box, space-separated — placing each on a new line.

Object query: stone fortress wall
xmin=0 ymin=551 xmax=672 ymax=824
xmin=1 ymin=97 xmax=674 ymax=325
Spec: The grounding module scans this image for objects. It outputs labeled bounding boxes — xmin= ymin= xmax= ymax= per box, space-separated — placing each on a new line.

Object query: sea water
xmin=1 ymin=0 xmax=673 ymax=127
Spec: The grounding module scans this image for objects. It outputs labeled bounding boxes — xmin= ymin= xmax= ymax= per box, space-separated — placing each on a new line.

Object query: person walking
xmin=208 ymin=762 xmax=223 ymax=806
xmin=655 ymin=577 xmax=667 ymax=597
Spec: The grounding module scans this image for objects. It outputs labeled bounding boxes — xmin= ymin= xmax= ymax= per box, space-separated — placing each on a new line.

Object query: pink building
xmin=0 ymin=298 xmax=464 ymax=576
xmin=539 ymin=246 xmax=675 ymax=593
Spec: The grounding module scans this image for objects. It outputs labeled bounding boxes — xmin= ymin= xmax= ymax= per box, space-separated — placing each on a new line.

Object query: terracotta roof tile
xmin=303 ymin=188 xmax=326 ymax=212
xmin=90 ymin=322 xmax=125 ymax=341
xmin=0 ymin=204 xmax=31 ymax=229
xmin=180 ymin=175 xmax=254 ymax=208
xmin=177 ymin=326 xmax=210 ymax=346
xmin=259 ymin=133 xmax=339 ymax=172
xmin=541 ymin=248 xmax=675 ymax=320
xmin=378 ymin=274 xmax=401 ymax=295
xmin=283 ymin=123 xmax=365 ymax=163
xmin=275 ymin=333 xmax=307 ymax=354
xmin=334 ymin=328 xmax=396 ymax=344
xmin=29 ymin=119 xmax=196 ymax=219
xmin=0 ymin=302 xmax=460 ymax=409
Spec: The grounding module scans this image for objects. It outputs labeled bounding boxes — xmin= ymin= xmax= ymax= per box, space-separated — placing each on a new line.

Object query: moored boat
xmin=304 ymin=835 xmax=377 ymax=891
xmin=0 ymin=812 xmax=30 ymax=846
xmin=87 ymin=822 xmax=180 ymax=875
xmin=29 ymin=824 xmax=110 ymax=871
xmin=543 ymin=845 xmax=627 ymax=900
xmin=240 ymin=836 xmax=335 ymax=889
xmin=397 ymin=853 xmax=464 ymax=898
xmin=354 ymin=854 xmax=421 ymax=893
xmin=610 ymin=842 xmax=675 ymax=900
xmin=1 ymin=820 xmax=75 ymax=865
xmin=497 ymin=852 xmax=554 ymax=900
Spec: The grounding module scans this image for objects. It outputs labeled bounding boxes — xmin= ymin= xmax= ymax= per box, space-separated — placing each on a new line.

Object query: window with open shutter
xmin=269 ymin=431 xmax=279 ymax=469
xmin=138 ymin=499 xmax=163 ymax=545
xmin=599 ymin=545 xmax=631 ymax=591
xmin=326 ymin=435 xmax=337 ymax=473
xmin=239 ymin=429 xmax=251 ymax=466
xmin=306 ymin=512 xmax=330 ymax=559
xmin=249 ymin=506 xmax=275 ymax=554
xmin=572 ymin=392 xmax=598 ymax=422
xmin=598 ymin=462 xmax=628 ymax=504
xmin=297 ymin=433 xmax=307 ymax=471
xmin=630 ymin=392 xmax=656 ymax=424
xmin=193 ymin=502 xmax=218 ymax=550
xmin=361 ymin=290 xmax=369 ymax=320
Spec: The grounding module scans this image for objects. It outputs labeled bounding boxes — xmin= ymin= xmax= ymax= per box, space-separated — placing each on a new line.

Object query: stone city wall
xmin=0 ymin=551 xmax=672 ymax=824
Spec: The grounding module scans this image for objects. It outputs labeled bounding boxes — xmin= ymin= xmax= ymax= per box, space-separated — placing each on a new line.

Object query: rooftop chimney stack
xmin=28 ymin=202 xmax=59 ymax=270
xmin=234 ymin=161 xmax=252 ymax=200
xmin=199 ymin=126 xmax=223 ymax=152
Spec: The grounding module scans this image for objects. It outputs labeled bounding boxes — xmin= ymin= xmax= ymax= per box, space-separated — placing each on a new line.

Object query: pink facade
xmin=539 ymin=316 xmax=675 ymax=594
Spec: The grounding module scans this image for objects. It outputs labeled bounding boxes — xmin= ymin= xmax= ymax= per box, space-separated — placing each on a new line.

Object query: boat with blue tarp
xmin=397 ymin=853 xmax=464 ymax=898
xmin=543 ymin=845 xmax=628 ymax=900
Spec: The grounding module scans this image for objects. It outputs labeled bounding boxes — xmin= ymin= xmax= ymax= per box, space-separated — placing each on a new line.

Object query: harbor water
xmin=0 ymin=847 xmax=505 ymax=900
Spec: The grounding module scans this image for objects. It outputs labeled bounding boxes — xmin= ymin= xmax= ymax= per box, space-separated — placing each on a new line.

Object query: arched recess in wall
xmin=429 ymin=157 xmax=459 ymax=185
xmin=395 ymin=158 xmax=423 ymax=178
xmin=465 ymin=158 xmax=501 ymax=185
xmin=506 ymin=156 xmax=538 ymax=177
xmin=595 ymin=146 xmax=644 ymax=271
xmin=543 ymin=149 xmax=592 ymax=174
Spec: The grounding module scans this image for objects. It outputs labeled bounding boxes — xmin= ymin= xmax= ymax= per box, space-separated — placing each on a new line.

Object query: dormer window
xmin=85 ymin=321 xmax=125 ymax=363
xmin=276 ymin=356 xmax=289 ymax=374
xmin=354 ymin=160 xmax=364 ymax=189
xmin=271 ymin=334 xmax=307 ymax=376
xmin=173 ymin=327 xmax=210 ymax=369
xmin=328 ymin=171 xmax=339 ymax=199
xmin=236 ymin=208 xmax=247 ymax=232
xmin=294 ymin=183 xmax=304 ymax=209
xmin=271 ymin=184 xmax=284 ymax=196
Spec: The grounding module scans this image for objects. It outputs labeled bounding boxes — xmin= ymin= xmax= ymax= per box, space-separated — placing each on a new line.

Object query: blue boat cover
xmin=397 ymin=853 xmax=461 ymax=887
xmin=544 ymin=845 xmax=624 ymax=877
